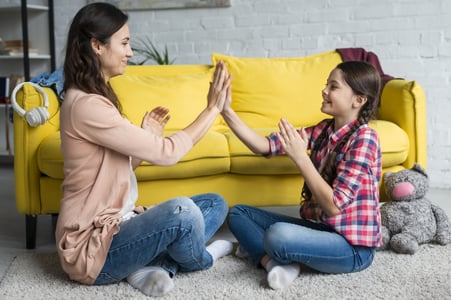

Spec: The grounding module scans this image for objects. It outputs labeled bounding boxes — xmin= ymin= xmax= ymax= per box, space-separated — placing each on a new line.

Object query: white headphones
xmin=11 ymin=82 xmax=50 ymax=127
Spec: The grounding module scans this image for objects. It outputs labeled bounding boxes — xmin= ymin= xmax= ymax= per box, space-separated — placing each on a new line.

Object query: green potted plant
xmin=129 ymin=37 xmax=175 ymax=65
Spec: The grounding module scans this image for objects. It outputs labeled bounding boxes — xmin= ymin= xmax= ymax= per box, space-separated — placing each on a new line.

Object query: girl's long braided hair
xmin=301 ymin=61 xmax=382 ymax=208
xmin=63 ymin=2 xmax=127 ymax=113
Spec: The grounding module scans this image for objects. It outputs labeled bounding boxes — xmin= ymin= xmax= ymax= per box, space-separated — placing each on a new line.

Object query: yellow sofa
xmin=13 ymin=50 xmax=427 ymax=249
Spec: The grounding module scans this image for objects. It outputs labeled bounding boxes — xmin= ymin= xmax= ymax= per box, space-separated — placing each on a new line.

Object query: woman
xmin=221 ymin=61 xmax=382 ymax=290
xmin=56 ymin=2 xmax=233 ymax=297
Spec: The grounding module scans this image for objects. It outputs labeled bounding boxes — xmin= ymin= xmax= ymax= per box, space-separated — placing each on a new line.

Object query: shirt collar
xmin=328 ymin=119 xmax=359 ymax=145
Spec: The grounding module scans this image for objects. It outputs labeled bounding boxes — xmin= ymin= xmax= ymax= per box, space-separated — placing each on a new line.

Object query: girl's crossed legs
xmin=228 ymin=204 xmax=375 ymax=288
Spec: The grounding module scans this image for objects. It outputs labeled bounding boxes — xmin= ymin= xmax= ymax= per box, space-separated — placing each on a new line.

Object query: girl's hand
xmin=277 ymin=118 xmax=308 ymax=163
xmin=222 ymin=79 xmax=233 ymax=115
xmin=207 ymin=61 xmax=232 ymax=112
xmin=141 ymin=106 xmax=170 ymax=136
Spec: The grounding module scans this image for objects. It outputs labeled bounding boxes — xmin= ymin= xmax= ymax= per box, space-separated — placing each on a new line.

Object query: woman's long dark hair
xmin=301 ymin=61 xmax=382 ymax=209
xmin=63 ymin=2 xmax=128 ymax=112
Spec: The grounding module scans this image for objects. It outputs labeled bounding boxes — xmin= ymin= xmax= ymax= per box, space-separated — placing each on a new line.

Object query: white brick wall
xmin=54 ymin=0 xmax=451 ymax=188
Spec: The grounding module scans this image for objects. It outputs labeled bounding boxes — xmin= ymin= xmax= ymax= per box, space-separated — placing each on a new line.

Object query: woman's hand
xmin=277 ymin=118 xmax=309 ymax=163
xmin=179 ymin=62 xmax=231 ymax=146
xmin=207 ymin=61 xmax=232 ymax=112
xmin=141 ymin=106 xmax=170 ymax=136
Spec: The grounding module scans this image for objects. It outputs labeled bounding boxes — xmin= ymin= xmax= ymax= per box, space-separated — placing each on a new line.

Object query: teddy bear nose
xmin=391 ymin=182 xmax=415 ymax=199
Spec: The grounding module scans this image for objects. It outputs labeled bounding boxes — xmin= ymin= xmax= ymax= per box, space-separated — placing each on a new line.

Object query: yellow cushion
xmin=225 ymin=120 xmax=409 ymax=175
xmin=37 ymin=131 xmax=230 ymax=180
xmin=212 ymin=51 xmax=342 ymax=128
xmin=225 ymin=128 xmax=299 ymax=175
xmin=123 ymin=65 xmax=211 ymax=77
xmin=39 ymin=120 xmax=408 ymax=179
xmin=369 ymin=120 xmax=409 ymax=167
xmin=135 ymin=130 xmax=230 ymax=180
xmin=110 ymin=68 xmax=221 ymax=130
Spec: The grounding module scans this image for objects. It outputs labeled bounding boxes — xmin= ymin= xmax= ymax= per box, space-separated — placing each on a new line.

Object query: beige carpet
xmin=1 ymin=244 xmax=451 ymax=300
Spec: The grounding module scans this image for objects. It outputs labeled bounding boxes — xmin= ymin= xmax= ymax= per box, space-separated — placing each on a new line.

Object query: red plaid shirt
xmin=267 ymin=119 xmax=382 ymax=247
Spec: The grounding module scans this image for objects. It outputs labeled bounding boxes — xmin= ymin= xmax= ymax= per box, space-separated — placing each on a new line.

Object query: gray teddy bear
xmin=378 ymin=163 xmax=451 ymax=254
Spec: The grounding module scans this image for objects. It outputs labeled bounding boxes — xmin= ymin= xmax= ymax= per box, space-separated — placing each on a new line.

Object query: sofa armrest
xmin=379 ymin=79 xmax=427 ymax=169
xmin=13 ymin=83 xmax=60 ymax=215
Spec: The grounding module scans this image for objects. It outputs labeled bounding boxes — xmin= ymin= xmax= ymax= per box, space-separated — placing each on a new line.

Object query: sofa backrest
xmin=110 ymin=50 xmax=344 ymax=131
xmin=110 ymin=65 xmax=222 ymax=130
xmin=212 ymin=51 xmax=343 ymax=128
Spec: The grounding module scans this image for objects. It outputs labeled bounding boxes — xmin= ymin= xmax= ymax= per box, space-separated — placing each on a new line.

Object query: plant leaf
xmin=129 ymin=37 xmax=174 ymax=65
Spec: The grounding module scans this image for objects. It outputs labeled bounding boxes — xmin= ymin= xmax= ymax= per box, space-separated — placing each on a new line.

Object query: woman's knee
xmin=196 ymin=192 xmax=227 ymax=205
xmin=196 ymin=193 xmax=228 ymax=215
xmin=168 ymin=196 xmax=203 ymax=220
xmin=211 ymin=193 xmax=228 ymax=215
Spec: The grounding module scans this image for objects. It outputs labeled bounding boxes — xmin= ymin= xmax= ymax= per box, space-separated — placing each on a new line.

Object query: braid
xmin=301 ymin=119 xmax=332 ymax=202
xmin=301 ymin=119 xmax=363 ymax=203
xmin=323 ymin=119 xmax=364 ymax=183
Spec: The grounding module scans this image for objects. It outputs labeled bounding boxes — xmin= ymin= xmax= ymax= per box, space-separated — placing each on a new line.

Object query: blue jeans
xmin=94 ymin=193 xmax=228 ymax=285
xmin=228 ymin=204 xmax=375 ymax=274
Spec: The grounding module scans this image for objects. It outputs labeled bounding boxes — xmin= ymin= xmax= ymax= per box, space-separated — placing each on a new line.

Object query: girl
xmin=56 ymin=2 xmax=233 ymax=297
xmin=221 ymin=61 xmax=382 ymax=290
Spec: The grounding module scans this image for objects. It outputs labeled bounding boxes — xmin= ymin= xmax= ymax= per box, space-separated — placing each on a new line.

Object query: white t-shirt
xmin=119 ymin=159 xmax=138 ymax=222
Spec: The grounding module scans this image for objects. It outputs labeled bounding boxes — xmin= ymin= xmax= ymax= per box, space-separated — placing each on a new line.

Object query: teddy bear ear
xmin=412 ymin=163 xmax=428 ymax=178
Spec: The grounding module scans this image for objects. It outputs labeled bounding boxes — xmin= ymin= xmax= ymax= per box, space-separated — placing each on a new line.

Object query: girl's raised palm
xmin=277 ymin=118 xmax=308 ymax=163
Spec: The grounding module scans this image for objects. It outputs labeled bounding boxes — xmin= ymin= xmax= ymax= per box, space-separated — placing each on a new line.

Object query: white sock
xmin=126 ymin=266 xmax=174 ymax=297
xmin=206 ymin=239 xmax=233 ymax=261
xmin=235 ymin=244 xmax=250 ymax=258
xmin=265 ymin=259 xmax=301 ymax=290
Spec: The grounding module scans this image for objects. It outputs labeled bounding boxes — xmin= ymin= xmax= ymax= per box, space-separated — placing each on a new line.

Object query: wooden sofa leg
xmin=25 ymin=215 xmax=37 ymax=249
xmin=51 ymin=214 xmax=58 ymax=235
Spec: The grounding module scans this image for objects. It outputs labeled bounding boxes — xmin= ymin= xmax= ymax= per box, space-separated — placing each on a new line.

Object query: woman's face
xmin=96 ymin=23 xmax=133 ymax=82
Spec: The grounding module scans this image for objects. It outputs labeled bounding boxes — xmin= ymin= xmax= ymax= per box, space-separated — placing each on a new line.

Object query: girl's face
xmin=95 ymin=24 xmax=133 ymax=82
xmin=321 ymin=68 xmax=365 ymax=128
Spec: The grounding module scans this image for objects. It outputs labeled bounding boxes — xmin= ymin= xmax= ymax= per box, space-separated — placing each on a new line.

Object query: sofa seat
xmin=135 ymin=130 xmax=230 ymax=180
xmin=225 ymin=120 xmax=409 ymax=175
xmin=38 ymin=120 xmax=408 ymax=181
xmin=38 ymin=130 xmax=231 ymax=180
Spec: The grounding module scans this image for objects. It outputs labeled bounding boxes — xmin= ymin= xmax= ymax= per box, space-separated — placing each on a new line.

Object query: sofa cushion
xmin=226 ymin=120 xmax=409 ymax=175
xmin=212 ymin=51 xmax=342 ymax=128
xmin=110 ymin=67 xmax=223 ymax=130
xmin=135 ymin=130 xmax=230 ymax=180
xmin=37 ymin=130 xmax=230 ymax=180
xmin=122 ymin=65 xmax=211 ymax=77
xmin=369 ymin=120 xmax=409 ymax=167
xmin=225 ymin=128 xmax=298 ymax=175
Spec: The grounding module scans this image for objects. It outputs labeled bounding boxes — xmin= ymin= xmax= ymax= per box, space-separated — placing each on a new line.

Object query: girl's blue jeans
xmin=94 ymin=193 xmax=228 ymax=285
xmin=228 ymin=204 xmax=375 ymax=274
